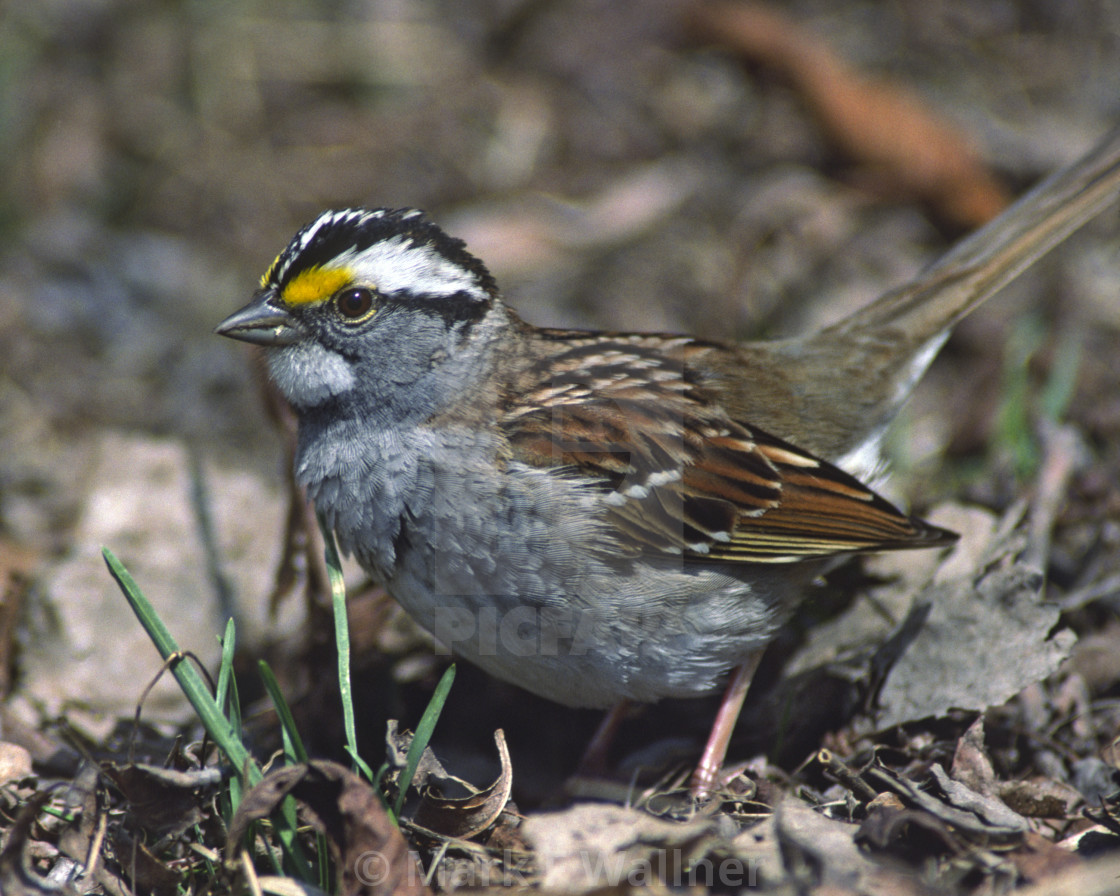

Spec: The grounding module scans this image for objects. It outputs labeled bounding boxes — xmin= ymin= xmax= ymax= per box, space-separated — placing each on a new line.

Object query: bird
xmin=217 ymin=127 xmax=1120 ymax=796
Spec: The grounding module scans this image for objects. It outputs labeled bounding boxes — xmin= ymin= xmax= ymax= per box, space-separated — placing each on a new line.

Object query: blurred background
xmin=1 ymin=0 xmax=1118 ymax=784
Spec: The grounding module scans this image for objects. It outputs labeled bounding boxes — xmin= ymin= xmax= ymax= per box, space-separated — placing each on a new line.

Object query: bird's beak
xmin=215 ymin=290 xmax=302 ymax=346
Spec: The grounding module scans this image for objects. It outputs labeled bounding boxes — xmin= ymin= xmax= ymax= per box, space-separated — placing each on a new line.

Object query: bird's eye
xmin=334 ymin=287 xmax=375 ymax=321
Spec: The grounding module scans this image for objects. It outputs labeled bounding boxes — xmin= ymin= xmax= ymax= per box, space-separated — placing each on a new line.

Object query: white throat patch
xmin=267 ymin=340 xmax=356 ymax=408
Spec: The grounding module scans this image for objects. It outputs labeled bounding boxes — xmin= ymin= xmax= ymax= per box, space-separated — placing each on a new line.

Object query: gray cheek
xmin=267 ymin=341 xmax=356 ymax=408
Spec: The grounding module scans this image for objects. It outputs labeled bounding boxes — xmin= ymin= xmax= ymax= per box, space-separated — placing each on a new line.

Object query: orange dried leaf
xmin=686 ymin=0 xmax=1012 ymax=228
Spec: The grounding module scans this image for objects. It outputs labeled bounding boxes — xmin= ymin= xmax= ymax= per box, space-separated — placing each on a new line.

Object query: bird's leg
xmin=575 ymin=698 xmax=631 ymax=778
xmin=690 ymin=650 xmax=765 ymax=798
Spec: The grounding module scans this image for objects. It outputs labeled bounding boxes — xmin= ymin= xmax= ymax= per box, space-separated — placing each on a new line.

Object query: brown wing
xmin=503 ymin=333 xmax=955 ymax=563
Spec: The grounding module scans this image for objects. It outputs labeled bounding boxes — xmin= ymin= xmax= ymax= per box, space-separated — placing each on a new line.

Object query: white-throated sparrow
xmin=218 ymin=128 xmax=1120 ymax=794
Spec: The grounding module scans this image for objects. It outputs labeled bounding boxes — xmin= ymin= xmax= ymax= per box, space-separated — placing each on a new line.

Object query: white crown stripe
xmin=273 ymin=208 xmax=488 ymax=302
xmin=275 ymin=208 xmax=388 ymax=283
xmin=332 ymin=236 xmax=489 ymax=300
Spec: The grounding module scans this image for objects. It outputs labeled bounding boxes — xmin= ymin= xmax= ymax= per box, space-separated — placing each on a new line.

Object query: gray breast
xmin=296 ymin=416 xmax=805 ymax=708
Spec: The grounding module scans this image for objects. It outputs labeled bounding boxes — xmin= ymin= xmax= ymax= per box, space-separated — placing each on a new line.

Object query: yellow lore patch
xmin=280 ymin=266 xmax=355 ymax=306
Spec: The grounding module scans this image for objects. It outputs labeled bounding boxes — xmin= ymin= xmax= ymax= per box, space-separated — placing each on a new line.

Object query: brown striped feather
xmin=502 ymin=334 xmax=956 ymax=563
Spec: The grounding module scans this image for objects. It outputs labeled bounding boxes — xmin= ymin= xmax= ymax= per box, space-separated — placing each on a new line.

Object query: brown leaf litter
xmin=684 ymin=0 xmax=1012 ymax=230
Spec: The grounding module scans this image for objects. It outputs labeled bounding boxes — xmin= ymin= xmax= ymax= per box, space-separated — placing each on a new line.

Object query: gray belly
xmin=387 ymin=557 xmax=801 ymax=707
xmin=303 ymin=427 xmax=806 ymax=708
xmin=382 ymin=460 xmax=804 ymax=708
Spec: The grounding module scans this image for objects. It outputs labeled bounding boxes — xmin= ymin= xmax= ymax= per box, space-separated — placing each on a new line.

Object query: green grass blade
xmin=994 ymin=317 xmax=1042 ymax=478
xmin=394 ymin=663 xmax=456 ymax=818
xmin=258 ymin=660 xmax=309 ymax=764
xmin=1040 ymin=327 xmax=1083 ymax=423
xmin=258 ymin=660 xmax=332 ymax=889
xmin=215 ymin=619 xmax=244 ymax=816
xmin=318 ymin=513 xmax=375 ymax=781
xmin=103 ymin=547 xmax=313 ymax=880
xmin=215 ymin=617 xmax=237 ymax=714
xmin=103 ymin=547 xmax=256 ymax=783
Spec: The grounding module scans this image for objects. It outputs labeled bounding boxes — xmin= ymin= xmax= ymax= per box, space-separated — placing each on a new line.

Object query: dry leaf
xmin=777 ymin=800 xmax=940 ymax=895
xmin=0 ymin=743 xmax=32 ymax=787
xmin=255 ymin=877 xmax=331 ymax=896
xmin=998 ymin=778 xmax=1081 ymax=818
xmin=875 ymin=504 xmax=1076 ymax=728
xmin=928 ymin=764 xmax=1028 ymax=832
xmin=109 ymin=829 xmax=183 ymax=891
xmin=856 ymin=803 xmax=960 ymax=856
xmin=0 ymin=792 xmax=74 ymax=896
xmin=385 ymin=720 xmax=451 ymax=790
xmin=101 ymin=761 xmax=217 ymax=839
xmin=863 ymin=763 xmax=1024 ymax=842
xmin=949 ymin=717 xmax=997 ymax=797
xmin=685 ymin=0 xmax=1011 ymax=229
xmin=522 ymin=803 xmax=720 ymax=894
xmin=1014 ymin=854 xmax=1120 ymax=896
xmin=227 ymin=761 xmax=429 ymax=896
xmin=1103 ymin=734 xmax=1120 ymax=770
xmin=1005 ymin=831 xmax=1084 ymax=886
xmin=411 ymin=729 xmax=513 ymax=840
xmin=445 ymin=158 xmax=701 ymax=281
